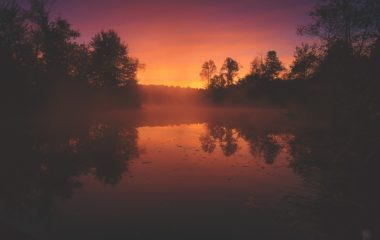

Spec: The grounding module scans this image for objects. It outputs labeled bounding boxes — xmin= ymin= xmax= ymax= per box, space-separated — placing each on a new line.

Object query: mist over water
xmin=1 ymin=0 xmax=380 ymax=239
xmin=2 ymin=100 xmax=380 ymax=239
xmin=1 ymin=106 xmax=316 ymax=239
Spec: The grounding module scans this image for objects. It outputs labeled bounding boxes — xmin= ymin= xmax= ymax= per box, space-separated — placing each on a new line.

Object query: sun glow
xmin=55 ymin=0 xmax=312 ymax=88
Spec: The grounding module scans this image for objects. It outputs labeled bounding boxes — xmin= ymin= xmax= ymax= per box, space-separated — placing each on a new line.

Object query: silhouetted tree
xmin=1 ymin=1 xmax=39 ymax=112
xmin=200 ymin=60 xmax=217 ymax=88
xmin=289 ymin=43 xmax=320 ymax=80
xmin=0 ymin=1 xmax=33 ymax=69
xmin=90 ymin=30 xmax=139 ymax=88
xmin=1 ymin=0 xmax=143 ymax=112
xmin=221 ymin=57 xmax=239 ymax=87
xmin=68 ymin=43 xmax=91 ymax=84
xmin=250 ymin=56 xmax=265 ymax=78
xmin=263 ymin=51 xmax=284 ymax=80
xmin=27 ymin=0 xmax=80 ymax=76
xmin=298 ymin=0 xmax=380 ymax=54
xmin=235 ymin=56 xmax=264 ymax=88
xmin=209 ymin=74 xmax=225 ymax=89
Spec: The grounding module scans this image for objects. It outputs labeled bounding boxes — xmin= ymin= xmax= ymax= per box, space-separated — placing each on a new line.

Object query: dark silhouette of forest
xmin=195 ymin=1 xmax=380 ymax=236
xmin=140 ymin=85 xmax=205 ymax=106
xmin=1 ymin=113 xmax=140 ymax=223
xmin=199 ymin=0 xmax=380 ymax=117
xmin=1 ymin=0 xmax=142 ymax=117
xmin=197 ymin=115 xmax=380 ymax=239
xmin=1 ymin=0 xmax=380 ymax=239
xmin=2 ymin=0 xmax=379 ymax=119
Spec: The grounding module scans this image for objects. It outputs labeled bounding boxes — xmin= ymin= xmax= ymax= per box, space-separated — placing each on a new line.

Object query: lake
xmin=1 ymin=106 xmax=377 ymax=239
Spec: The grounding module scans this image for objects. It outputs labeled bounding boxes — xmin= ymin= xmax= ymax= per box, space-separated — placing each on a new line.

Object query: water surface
xmin=1 ymin=107 xmax=375 ymax=239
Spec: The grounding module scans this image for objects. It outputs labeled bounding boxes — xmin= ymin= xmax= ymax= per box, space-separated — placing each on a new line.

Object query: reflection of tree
xmin=199 ymin=124 xmax=238 ymax=157
xmin=0 ymin=119 xmax=140 ymax=220
xmin=1 ymin=134 xmax=80 ymax=220
xmin=85 ymin=124 xmax=139 ymax=185
xmin=236 ymin=125 xmax=284 ymax=165
xmin=249 ymin=135 xmax=281 ymax=165
xmin=287 ymin=126 xmax=380 ymax=239
xmin=219 ymin=128 xmax=238 ymax=157
xmin=199 ymin=133 xmax=216 ymax=154
xmin=201 ymin=117 xmax=379 ymax=237
xmin=200 ymin=123 xmax=291 ymax=162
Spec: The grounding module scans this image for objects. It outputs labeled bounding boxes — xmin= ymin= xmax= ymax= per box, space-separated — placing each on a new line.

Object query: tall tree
xmin=221 ymin=57 xmax=239 ymax=87
xmin=209 ymin=74 xmax=225 ymax=89
xmin=0 ymin=0 xmax=36 ymax=101
xmin=200 ymin=60 xmax=217 ymax=88
xmin=68 ymin=44 xmax=90 ymax=83
xmin=298 ymin=0 xmax=380 ymax=54
xmin=1 ymin=2 xmax=28 ymax=65
xmin=289 ymin=43 xmax=320 ymax=80
xmin=90 ymin=30 xmax=139 ymax=88
xmin=263 ymin=51 xmax=284 ymax=80
xmin=250 ymin=56 xmax=265 ymax=78
xmin=27 ymin=0 xmax=80 ymax=75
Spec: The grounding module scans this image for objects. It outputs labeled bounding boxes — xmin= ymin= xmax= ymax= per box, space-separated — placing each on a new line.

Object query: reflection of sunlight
xmin=3 ymin=116 xmax=307 ymax=238
xmin=134 ymin=123 xmax=299 ymax=187
xmin=138 ymin=123 xmax=205 ymax=146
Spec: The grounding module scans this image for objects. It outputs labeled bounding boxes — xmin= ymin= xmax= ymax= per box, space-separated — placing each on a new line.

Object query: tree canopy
xmin=263 ymin=51 xmax=284 ymax=80
xmin=298 ymin=0 xmax=380 ymax=54
xmin=221 ymin=57 xmax=239 ymax=87
xmin=1 ymin=0 xmax=142 ymax=109
xmin=200 ymin=60 xmax=217 ymax=88
xmin=289 ymin=43 xmax=320 ymax=80
xmin=90 ymin=30 xmax=139 ymax=88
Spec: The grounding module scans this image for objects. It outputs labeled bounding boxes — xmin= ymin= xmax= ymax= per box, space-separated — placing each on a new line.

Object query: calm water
xmin=1 ymin=107 xmax=378 ymax=239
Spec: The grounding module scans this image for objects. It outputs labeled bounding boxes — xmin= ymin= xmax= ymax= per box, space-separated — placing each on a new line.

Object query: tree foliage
xmin=0 ymin=1 xmax=34 ymax=70
xmin=1 ymin=0 xmax=142 ymax=109
xmin=250 ymin=57 xmax=265 ymax=78
xmin=209 ymin=74 xmax=225 ymax=89
xmin=221 ymin=57 xmax=239 ymax=86
xmin=26 ymin=0 xmax=80 ymax=75
xmin=298 ymin=0 xmax=380 ymax=54
xmin=289 ymin=43 xmax=320 ymax=80
xmin=90 ymin=30 xmax=139 ymax=88
xmin=200 ymin=60 xmax=217 ymax=87
xmin=263 ymin=51 xmax=284 ymax=80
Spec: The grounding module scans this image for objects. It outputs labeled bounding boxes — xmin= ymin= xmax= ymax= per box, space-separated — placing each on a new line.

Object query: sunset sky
xmin=50 ymin=0 xmax=316 ymax=88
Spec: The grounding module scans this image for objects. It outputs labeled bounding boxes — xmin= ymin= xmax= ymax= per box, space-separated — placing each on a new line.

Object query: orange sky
xmin=53 ymin=0 xmax=315 ymax=88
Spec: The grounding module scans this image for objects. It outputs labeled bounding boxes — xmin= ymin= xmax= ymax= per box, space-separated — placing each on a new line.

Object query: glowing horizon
xmin=51 ymin=0 xmax=315 ymax=88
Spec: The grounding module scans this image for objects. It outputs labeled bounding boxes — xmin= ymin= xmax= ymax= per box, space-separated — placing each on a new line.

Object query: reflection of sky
xmin=50 ymin=0 xmax=315 ymax=87
xmin=54 ymin=123 xmax=303 ymax=238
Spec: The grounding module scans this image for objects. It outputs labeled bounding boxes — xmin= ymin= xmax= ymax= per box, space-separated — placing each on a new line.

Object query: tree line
xmin=200 ymin=50 xmax=285 ymax=89
xmin=1 ymin=0 xmax=142 ymax=112
xmin=199 ymin=0 xmax=380 ymax=120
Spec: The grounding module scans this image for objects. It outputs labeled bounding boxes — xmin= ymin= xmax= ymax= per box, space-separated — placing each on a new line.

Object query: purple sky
xmin=25 ymin=0 xmax=317 ymax=87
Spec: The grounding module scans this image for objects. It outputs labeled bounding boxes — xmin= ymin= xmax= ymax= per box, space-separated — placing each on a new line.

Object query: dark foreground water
xmin=1 ymin=107 xmax=378 ymax=239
